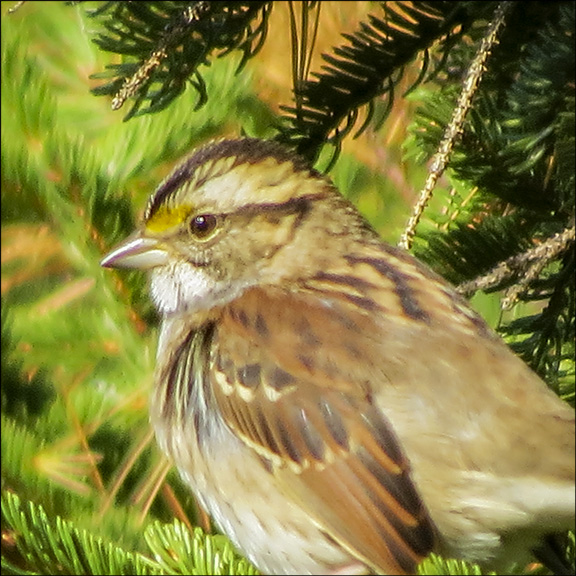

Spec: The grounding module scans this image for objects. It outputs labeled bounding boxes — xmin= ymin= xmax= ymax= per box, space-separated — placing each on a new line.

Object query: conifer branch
xmin=399 ymin=1 xmax=514 ymax=250
xmin=456 ymin=224 xmax=576 ymax=303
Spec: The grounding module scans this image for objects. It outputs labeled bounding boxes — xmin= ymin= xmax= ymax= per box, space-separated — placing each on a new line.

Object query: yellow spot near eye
xmin=146 ymin=204 xmax=193 ymax=233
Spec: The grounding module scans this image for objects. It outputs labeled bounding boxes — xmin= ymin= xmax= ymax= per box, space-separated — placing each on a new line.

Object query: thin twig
xmin=456 ymin=225 xmax=576 ymax=308
xmin=399 ymin=1 xmax=515 ymax=250
xmin=8 ymin=1 xmax=26 ymax=14
xmin=112 ymin=2 xmax=210 ymax=110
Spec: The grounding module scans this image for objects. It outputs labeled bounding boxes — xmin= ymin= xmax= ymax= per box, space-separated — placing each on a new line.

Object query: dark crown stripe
xmin=234 ymin=194 xmax=324 ymax=219
xmin=145 ymin=138 xmax=318 ymax=220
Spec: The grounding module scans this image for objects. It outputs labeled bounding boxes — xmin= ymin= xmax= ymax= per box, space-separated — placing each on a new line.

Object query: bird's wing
xmin=211 ymin=278 xmax=440 ymax=575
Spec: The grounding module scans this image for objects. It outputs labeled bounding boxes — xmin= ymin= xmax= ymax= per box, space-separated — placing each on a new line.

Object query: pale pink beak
xmin=101 ymin=232 xmax=169 ymax=270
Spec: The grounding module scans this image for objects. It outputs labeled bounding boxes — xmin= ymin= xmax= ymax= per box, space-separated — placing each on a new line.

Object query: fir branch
xmin=418 ymin=552 xmax=493 ymax=575
xmin=89 ymin=1 xmax=271 ymax=119
xmin=3 ymin=4 xmax=574 ymax=575
xmin=456 ymin=224 xmax=575 ymax=303
xmin=287 ymin=1 xmax=322 ymax=117
xmin=406 ymin=1 xmax=574 ymax=302
xmin=1 ymin=416 xmax=76 ymax=517
xmin=275 ymin=1 xmax=475 ymax=163
xmin=145 ymin=520 xmax=260 ymax=575
xmin=110 ymin=2 xmax=211 ymax=111
xmin=399 ymin=1 xmax=515 ymax=250
xmin=500 ymin=246 xmax=575 ymax=397
xmin=1 ymin=491 xmax=162 ymax=576
xmin=439 ymin=1 xmax=574 ymax=211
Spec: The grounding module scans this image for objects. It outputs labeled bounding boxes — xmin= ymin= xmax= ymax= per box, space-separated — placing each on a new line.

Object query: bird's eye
xmin=189 ymin=214 xmax=218 ymax=239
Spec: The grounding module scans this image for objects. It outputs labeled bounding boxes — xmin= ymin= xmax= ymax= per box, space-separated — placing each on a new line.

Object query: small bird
xmin=101 ymin=138 xmax=575 ymax=575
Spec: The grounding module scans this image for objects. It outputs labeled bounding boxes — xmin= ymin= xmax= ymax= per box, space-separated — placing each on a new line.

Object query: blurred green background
xmin=4 ymin=2 xmax=567 ymax=575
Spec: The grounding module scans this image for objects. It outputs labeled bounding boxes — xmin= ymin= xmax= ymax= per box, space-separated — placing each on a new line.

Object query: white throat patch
xmin=149 ymin=261 xmax=249 ymax=316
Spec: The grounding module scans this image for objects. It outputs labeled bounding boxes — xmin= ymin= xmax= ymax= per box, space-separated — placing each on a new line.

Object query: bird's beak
xmin=101 ymin=231 xmax=170 ymax=270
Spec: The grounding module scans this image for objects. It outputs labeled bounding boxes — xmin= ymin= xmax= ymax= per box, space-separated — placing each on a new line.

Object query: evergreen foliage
xmin=2 ymin=1 xmax=574 ymax=575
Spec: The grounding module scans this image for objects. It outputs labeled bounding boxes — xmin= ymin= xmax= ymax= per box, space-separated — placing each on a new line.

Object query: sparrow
xmin=101 ymin=137 xmax=575 ymax=575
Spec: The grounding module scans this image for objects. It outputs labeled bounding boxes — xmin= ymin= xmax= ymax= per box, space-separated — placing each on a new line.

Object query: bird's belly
xmin=155 ymin=418 xmax=361 ymax=575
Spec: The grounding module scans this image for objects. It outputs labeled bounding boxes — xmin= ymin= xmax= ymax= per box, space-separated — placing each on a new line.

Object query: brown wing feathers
xmin=211 ymin=286 xmax=436 ymax=574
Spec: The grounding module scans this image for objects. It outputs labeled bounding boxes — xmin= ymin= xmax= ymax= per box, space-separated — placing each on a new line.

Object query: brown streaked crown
xmin=144 ymin=138 xmax=319 ymax=222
